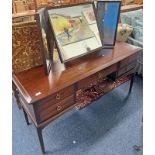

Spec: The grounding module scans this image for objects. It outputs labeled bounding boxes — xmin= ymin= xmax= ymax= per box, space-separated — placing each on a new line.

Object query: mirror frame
xmin=36 ymin=8 xmax=55 ymax=74
xmin=35 ymin=12 xmax=54 ymax=75
xmin=46 ymin=2 xmax=103 ymax=63
xmin=96 ymin=0 xmax=121 ymax=48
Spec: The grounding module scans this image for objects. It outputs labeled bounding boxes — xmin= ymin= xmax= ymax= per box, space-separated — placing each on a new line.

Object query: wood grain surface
xmin=13 ymin=42 xmax=141 ymax=104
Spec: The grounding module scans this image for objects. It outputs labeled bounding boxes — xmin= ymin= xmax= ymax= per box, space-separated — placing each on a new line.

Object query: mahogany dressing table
xmin=13 ymin=42 xmax=141 ymax=154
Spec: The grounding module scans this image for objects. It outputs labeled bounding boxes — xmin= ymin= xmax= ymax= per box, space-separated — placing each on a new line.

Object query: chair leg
xmin=36 ymin=128 xmax=45 ymax=154
xmin=128 ymin=74 xmax=135 ymax=94
xmin=22 ymin=108 xmax=30 ymax=125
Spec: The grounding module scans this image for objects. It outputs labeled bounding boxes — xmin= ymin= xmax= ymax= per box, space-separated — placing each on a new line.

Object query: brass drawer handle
xmin=113 ymin=82 xmax=117 ymax=88
xmin=56 ymin=93 xmax=61 ymax=100
xmin=57 ymin=105 xmax=62 ymax=111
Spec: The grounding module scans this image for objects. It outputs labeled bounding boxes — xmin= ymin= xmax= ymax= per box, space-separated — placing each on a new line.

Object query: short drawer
xmin=118 ymin=61 xmax=137 ymax=76
xmin=78 ymin=64 xmax=117 ymax=90
xmin=97 ymin=64 xmax=117 ymax=80
xmin=127 ymin=61 xmax=137 ymax=71
xmin=37 ymin=95 xmax=74 ymax=122
xmin=129 ymin=54 xmax=138 ymax=63
xmin=119 ymin=57 xmax=129 ymax=68
xmin=117 ymin=67 xmax=127 ymax=77
xmin=37 ymin=85 xmax=74 ymax=111
xmin=78 ymin=73 xmax=98 ymax=90
xmin=119 ymin=54 xmax=137 ymax=68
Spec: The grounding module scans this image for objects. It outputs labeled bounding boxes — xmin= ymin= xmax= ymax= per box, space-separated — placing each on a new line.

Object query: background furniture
xmin=13 ymin=42 xmax=141 ymax=153
xmin=12 ymin=20 xmax=43 ymax=73
xmin=121 ymin=4 xmax=143 ymax=12
xmin=120 ymin=9 xmax=143 ymax=75
xmin=13 ymin=0 xmax=37 ymax=13
xmin=12 ymin=0 xmax=94 ymax=13
xmin=122 ymin=0 xmax=143 ymax=6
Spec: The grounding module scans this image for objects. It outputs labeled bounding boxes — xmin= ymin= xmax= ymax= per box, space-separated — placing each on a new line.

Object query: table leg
xmin=36 ymin=128 xmax=45 ymax=154
xmin=128 ymin=74 xmax=135 ymax=94
xmin=22 ymin=108 xmax=30 ymax=125
xmin=12 ymin=82 xmax=22 ymax=109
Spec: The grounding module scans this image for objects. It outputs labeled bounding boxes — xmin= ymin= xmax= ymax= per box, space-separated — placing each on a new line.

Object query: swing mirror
xmin=47 ymin=3 xmax=102 ymax=63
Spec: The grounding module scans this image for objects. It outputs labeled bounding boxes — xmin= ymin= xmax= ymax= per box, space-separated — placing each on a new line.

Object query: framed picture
xmin=96 ymin=0 xmax=121 ymax=48
xmin=47 ymin=3 xmax=103 ymax=63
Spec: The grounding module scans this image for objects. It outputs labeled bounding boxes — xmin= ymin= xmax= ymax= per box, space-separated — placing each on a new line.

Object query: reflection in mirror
xmin=96 ymin=1 xmax=121 ymax=47
xmin=48 ymin=3 xmax=102 ymax=63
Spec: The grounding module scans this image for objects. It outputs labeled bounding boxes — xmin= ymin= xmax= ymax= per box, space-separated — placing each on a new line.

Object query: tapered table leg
xmin=36 ymin=128 xmax=45 ymax=154
xmin=128 ymin=74 xmax=135 ymax=94
xmin=22 ymin=108 xmax=30 ymax=125
xmin=12 ymin=81 xmax=22 ymax=109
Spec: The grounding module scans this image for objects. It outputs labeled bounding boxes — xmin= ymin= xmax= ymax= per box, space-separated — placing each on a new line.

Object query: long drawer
xmin=36 ymin=95 xmax=74 ymax=123
xmin=78 ymin=64 xmax=117 ymax=90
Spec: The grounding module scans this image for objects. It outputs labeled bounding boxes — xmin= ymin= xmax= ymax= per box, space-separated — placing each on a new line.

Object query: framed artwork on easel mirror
xmin=47 ymin=2 xmax=103 ymax=63
xmin=96 ymin=0 xmax=121 ymax=48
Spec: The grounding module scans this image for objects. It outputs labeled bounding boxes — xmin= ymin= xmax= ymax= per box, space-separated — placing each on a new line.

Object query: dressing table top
xmin=13 ymin=42 xmax=141 ymax=104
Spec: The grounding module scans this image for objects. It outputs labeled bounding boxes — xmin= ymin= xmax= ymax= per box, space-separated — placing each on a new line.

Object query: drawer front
xmin=118 ymin=61 xmax=137 ymax=76
xmin=97 ymin=64 xmax=117 ymax=81
xmin=127 ymin=61 xmax=137 ymax=71
xmin=78 ymin=64 xmax=117 ymax=90
xmin=119 ymin=54 xmax=137 ymax=68
xmin=78 ymin=73 xmax=98 ymax=90
xmin=37 ymin=85 xmax=74 ymax=111
xmin=37 ymin=95 xmax=74 ymax=122
xmin=117 ymin=67 xmax=127 ymax=77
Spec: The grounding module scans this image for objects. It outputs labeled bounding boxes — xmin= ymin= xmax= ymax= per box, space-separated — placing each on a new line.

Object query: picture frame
xmin=96 ymin=0 xmax=121 ymax=48
xmin=47 ymin=2 xmax=103 ymax=63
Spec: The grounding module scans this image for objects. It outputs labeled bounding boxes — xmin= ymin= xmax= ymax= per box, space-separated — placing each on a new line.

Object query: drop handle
xmin=56 ymin=93 xmax=61 ymax=100
xmin=57 ymin=105 xmax=62 ymax=111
